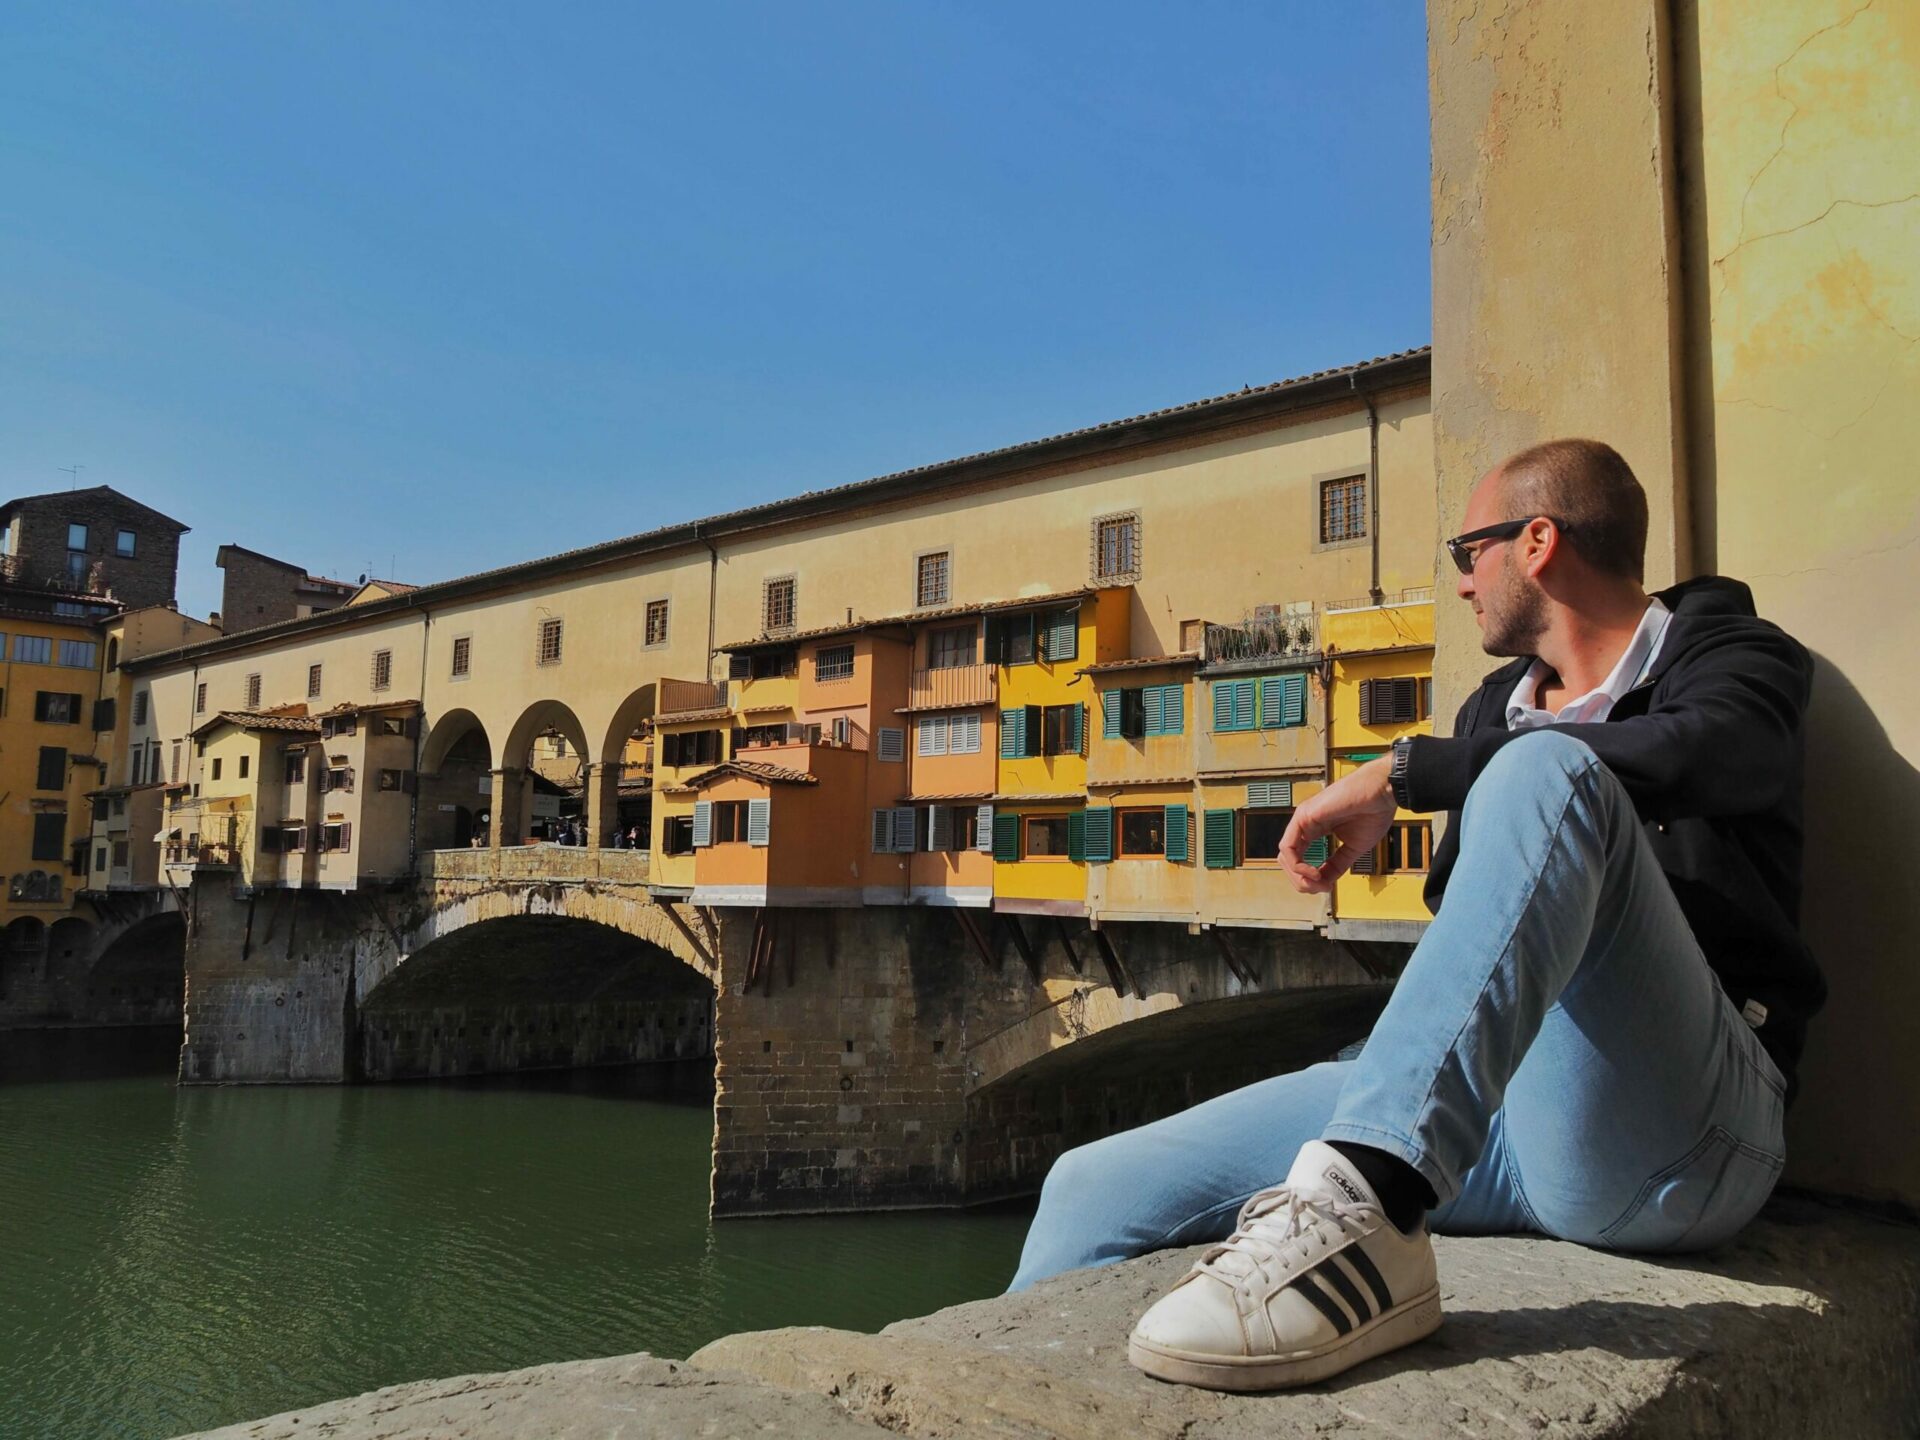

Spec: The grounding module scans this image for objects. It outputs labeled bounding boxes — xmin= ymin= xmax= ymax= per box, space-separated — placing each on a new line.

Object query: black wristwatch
xmin=1388 ymin=735 xmax=1415 ymax=811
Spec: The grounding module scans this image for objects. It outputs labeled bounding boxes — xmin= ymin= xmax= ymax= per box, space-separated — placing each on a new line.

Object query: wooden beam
xmin=782 ymin=914 xmax=797 ymax=988
xmin=1088 ymin=925 xmax=1140 ymax=999
xmin=652 ymin=897 xmax=718 ymax=971
xmin=746 ymin=908 xmax=771 ymax=991
xmin=1210 ymin=925 xmax=1254 ymax=986
xmin=952 ymin=906 xmax=999 ymax=971
xmin=1052 ymin=918 xmax=1084 ymax=974
xmin=1002 ymin=914 xmax=1042 ymax=984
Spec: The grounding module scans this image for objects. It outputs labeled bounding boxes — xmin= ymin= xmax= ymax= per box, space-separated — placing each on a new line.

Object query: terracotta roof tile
xmin=683 ymin=761 xmax=819 ymax=789
xmin=656 ymin=706 xmax=733 ymax=724
xmin=1081 ymin=654 xmax=1200 ymax=675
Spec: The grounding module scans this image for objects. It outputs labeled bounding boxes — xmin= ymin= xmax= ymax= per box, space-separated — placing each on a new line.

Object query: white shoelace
xmin=1193 ymin=1184 xmax=1371 ymax=1286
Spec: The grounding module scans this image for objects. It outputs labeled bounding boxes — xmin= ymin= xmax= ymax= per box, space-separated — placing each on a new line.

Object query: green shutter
xmin=992 ymin=812 xmax=1020 ymax=862
xmin=1303 ymin=836 xmax=1332 ymax=867
xmin=1101 ymin=689 xmax=1122 ymax=738
xmin=1083 ymin=806 xmax=1113 ymax=863
xmin=1071 ymin=702 xmax=1086 ymax=755
xmin=1000 ymin=708 xmax=1024 ymax=758
xmin=1160 ymin=684 xmax=1184 ymax=735
xmin=1164 ymin=804 xmax=1190 ymax=863
xmin=1282 ymin=673 xmax=1308 ymax=727
xmin=1259 ymin=677 xmax=1285 ymax=728
xmin=1203 ymin=809 xmax=1237 ymax=869
xmin=1233 ymin=680 xmax=1256 ymax=731
xmin=1067 ymin=809 xmax=1087 ymax=862
xmin=1142 ymin=686 xmax=1165 ymax=735
xmin=1213 ymin=681 xmax=1235 ymax=731
xmin=1044 ymin=607 xmax=1078 ymax=662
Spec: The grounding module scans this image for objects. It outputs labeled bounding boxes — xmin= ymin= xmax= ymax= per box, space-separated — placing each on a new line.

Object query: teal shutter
xmin=1043 ymin=607 xmax=1078 ymax=662
xmin=1233 ymin=680 xmax=1256 ymax=731
xmin=1303 ymin=836 xmax=1332 ymax=867
xmin=1161 ymin=684 xmax=1184 ymax=735
xmin=1246 ymin=780 xmax=1294 ymax=809
xmin=1067 ymin=809 xmax=1087 ymax=862
xmin=1071 ymin=702 xmax=1086 ymax=755
xmin=1000 ymin=708 xmax=1024 ymax=758
xmin=1203 ymin=809 xmax=1237 ymax=869
xmin=992 ymin=812 xmax=1020 ymax=862
xmin=1259 ymin=677 xmax=1284 ymax=728
xmin=1282 ymin=673 xmax=1308 ymax=727
xmin=1164 ymin=804 xmax=1190 ymax=862
xmin=1213 ymin=681 xmax=1235 ymax=731
xmin=1101 ymin=690 xmax=1122 ymax=738
xmin=1083 ymin=806 xmax=1113 ymax=863
xmin=1025 ymin=704 xmax=1043 ymax=758
xmin=1142 ymin=686 xmax=1165 ymax=735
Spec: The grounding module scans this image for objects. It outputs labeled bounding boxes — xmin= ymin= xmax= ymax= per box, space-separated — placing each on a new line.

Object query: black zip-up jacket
xmin=1401 ymin=575 xmax=1824 ymax=1095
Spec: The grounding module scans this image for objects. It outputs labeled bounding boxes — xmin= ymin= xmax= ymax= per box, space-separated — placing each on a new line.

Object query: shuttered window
xmin=1082 ymin=806 xmax=1114 ymax=863
xmin=870 ymin=807 xmax=915 ymax=853
xmin=1164 ymin=804 xmax=1190 ymax=863
xmin=747 ymin=798 xmax=771 ymax=847
xmin=927 ymin=805 xmax=953 ymax=852
xmin=991 ymin=811 xmax=1019 ymax=861
xmin=950 ymin=712 xmax=981 ymax=754
xmin=1041 ymin=703 xmax=1084 ymax=756
xmin=1066 ymin=809 xmax=1087 ymax=862
xmin=1359 ymin=677 xmax=1424 ymax=725
xmin=975 ymin=804 xmax=995 ymax=853
xmin=1245 ymin=780 xmax=1293 ymax=808
xmin=999 ymin=707 xmax=1036 ymax=759
xmin=918 ymin=715 xmax=950 ymax=757
xmin=132 ymin=690 xmax=149 ymax=726
xmin=1203 ymin=809 xmax=1237 ymax=869
xmin=1101 ymin=690 xmax=1124 ymax=738
xmin=985 ymin=613 xmax=1035 ymax=666
xmin=1039 ymin=606 xmax=1078 ymax=662
xmin=876 ymin=727 xmax=905 ymax=762
xmin=1260 ymin=673 xmax=1308 ymax=728
xmin=1212 ymin=679 xmax=1258 ymax=732
xmin=692 ymin=800 xmax=713 ymax=848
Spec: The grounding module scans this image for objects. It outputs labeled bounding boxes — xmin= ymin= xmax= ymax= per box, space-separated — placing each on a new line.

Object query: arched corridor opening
xmin=86 ymin=912 xmax=186 ymax=1025
xmin=502 ymin=700 xmax=592 ymax=845
xmin=358 ymin=915 xmax=713 ymax=1085
xmin=418 ymin=711 xmax=492 ymax=851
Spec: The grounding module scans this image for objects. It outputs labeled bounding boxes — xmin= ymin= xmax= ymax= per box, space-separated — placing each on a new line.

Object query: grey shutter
xmin=975 ymin=804 xmax=995 ymax=852
xmin=747 ymin=798 xmax=771 ymax=847
xmin=952 ymin=713 xmax=981 ymax=753
xmin=692 ymin=800 xmax=713 ymax=848
xmin=892 ymin=806 xmax=916 ymax=854
xmin=871 ymin=808 xmax=893 ymax=853
xmin=928 ymin=805 xmax=953 ymax=852
xmin=1000 ymin=708 xmax=1024 ymax=757
xmin=877 ymin=727 xmax=905 ymax=761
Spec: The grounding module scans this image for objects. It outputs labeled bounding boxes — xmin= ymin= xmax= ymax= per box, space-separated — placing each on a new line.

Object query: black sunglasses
xmin=1444 ymin=516 xmax=1572 ymax=575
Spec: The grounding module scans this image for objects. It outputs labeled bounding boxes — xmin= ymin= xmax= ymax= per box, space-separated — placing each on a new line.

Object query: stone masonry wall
xmin=10 ymin=489 xmax=182 ymax=609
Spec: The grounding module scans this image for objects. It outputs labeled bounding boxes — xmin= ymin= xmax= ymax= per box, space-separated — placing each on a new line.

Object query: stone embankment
xmin=181 ymin=1197 xmax=1920 ymax=1439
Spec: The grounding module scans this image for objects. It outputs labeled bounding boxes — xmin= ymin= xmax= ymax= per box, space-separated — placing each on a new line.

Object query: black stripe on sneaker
xmin=1319 ymin=1254 xmax=1374 ymax=1322
xmin=1341 ymin=1245 xmax=1395 ymax=1313
xmin=1290 ymin=1272 xmax=1354 ymax=1335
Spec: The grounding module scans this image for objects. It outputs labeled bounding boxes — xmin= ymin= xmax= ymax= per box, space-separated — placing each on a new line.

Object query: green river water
xmin=0 ymin=1029 xmax=1033 ymax=1440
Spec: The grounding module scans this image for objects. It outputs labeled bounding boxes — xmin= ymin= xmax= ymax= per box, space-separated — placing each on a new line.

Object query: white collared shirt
xmin=1505 ymin=598 xmax=1672 ymax=731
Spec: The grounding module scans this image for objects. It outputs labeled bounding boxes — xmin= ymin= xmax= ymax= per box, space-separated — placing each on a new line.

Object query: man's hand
xmin=1276 ymin=755 xmax=1399 ymax=894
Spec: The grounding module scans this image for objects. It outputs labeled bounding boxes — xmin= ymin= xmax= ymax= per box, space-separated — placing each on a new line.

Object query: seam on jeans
xmin=1318 ymin=1120 xmax=1451 ymax=1204
xmin=1154 ymin=1189 xmax=1263 ymax=1249
xmin=1391 ymin=756 xmax=1599 ymax=1202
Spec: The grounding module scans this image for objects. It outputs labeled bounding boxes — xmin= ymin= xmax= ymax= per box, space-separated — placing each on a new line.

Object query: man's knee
xmin=1469 ymin=729 xmax=1616 ymax=807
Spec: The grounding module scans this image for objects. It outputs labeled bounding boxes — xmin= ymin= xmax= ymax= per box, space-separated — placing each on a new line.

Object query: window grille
xmin=1319 ymin=475 xmax=1367 ymax=544
xmin=926 ymin=624 xmax=976 ymax=670
xmin=370 ymin=650 xmax=392 ymax=691
xmin=308 ymin=664 xmax=322 ymax=698
xmin=451 ymin=636 xmax=471 ymax=677
xmin=762 ymin=576 xmax=796 ymax=633
xmin=537 ymin=618 xmax=563 ymax=665
xmin=244 ymin=674 xmax=262 ymax=709
xmin=645 ymin=600 xmax=669 ymax=647
xmin=915 ymin=551 xmax=950 ymax=608
xmin=132 ymin=691 xmax=149 ymax=726
xmin=814 ymin=644 xmax=855 ymax=681
xmin=1092 ymin=512 xmax=1141 ymax=583
xmin=195 ymin=682 xmax=207 ymax=714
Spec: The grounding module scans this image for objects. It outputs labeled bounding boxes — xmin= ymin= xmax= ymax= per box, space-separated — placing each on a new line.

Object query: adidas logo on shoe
xmin=1128 ymin=1140 xmax=1442 ymax=1391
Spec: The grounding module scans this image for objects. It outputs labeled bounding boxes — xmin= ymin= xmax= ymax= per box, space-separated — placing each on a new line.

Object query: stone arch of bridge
xmin=360 ymin=910 xmax=716 ymax=1082
xmin=85 ymin=910 xmax=186 ymax=1024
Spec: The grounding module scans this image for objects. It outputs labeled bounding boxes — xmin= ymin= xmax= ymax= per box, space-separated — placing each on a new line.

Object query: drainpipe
xmin=1352 ymin=374 xmax=1383 ymax=606
xmin=409 ymin=605 xmax=430 ymax=873
xmin=695 ymin=521 xmax=719 ymax=685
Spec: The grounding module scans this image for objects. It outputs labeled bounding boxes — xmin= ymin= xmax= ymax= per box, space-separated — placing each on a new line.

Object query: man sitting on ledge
xmin=1011 ymin=439 xmax=1826 ymax=1392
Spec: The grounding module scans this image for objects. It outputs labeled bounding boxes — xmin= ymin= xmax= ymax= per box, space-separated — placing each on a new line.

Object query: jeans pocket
xmin=1599 ymin=1126 xmax=1785 ymax=1253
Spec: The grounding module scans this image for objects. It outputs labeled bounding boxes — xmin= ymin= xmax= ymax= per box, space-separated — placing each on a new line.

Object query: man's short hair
xmin=1500 ymin=439 xmax=1649 ymax=581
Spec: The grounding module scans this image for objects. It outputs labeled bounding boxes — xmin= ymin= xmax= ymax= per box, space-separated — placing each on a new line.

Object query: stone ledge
xmin=178 ymin=1198 xmax=1920 ymax=1439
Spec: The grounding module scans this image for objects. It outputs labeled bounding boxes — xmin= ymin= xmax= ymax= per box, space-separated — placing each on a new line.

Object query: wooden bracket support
xmin=1210 ymin=925 xmax=1255 ymax=986
xmin=1002 ymin=914 xmax=1043 ymax=984
xmin=1052 ymin=917 xmax=1084 ymax=974
xmin=1088 ymin=924 xmax=1141 ymax=999
xmin=952 ymin=906 xmax=999 ymax=971
xmin=653 ymin=897 xmax=718 ymax=972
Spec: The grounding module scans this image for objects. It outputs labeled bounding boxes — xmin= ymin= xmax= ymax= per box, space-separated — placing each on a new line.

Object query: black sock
xmin=1328 ymin=1141 xmax=1436 ymax=1234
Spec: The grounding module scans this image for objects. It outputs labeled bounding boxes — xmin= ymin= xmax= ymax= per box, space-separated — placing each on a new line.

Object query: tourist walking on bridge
xmin=1014 ymin=439 xmax=1824 ymax=1392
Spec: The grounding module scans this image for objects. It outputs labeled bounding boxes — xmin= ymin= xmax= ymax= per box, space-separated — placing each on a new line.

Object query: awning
xmin=153 ymin=827 xmax=181 ymax=841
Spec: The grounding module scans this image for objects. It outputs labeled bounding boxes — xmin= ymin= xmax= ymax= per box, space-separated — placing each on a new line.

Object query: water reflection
xmin=0 ymin=1032 xmax=1031 ymax=1440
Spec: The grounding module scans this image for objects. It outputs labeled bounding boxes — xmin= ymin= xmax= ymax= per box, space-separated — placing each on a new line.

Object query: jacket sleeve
xmin=1401 ymin=626 xmax=1813 ymax=822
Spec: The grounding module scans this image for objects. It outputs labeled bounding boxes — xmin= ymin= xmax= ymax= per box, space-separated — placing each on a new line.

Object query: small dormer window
xmin=67 ymin=523 xmax=88 ymax=551
xmin=116 ymin=530 xmax=136 ymax=558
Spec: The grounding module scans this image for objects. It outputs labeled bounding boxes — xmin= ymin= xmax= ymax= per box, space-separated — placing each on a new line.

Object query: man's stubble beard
xmin=1479 ymin=557 xmax=1548 ymax=658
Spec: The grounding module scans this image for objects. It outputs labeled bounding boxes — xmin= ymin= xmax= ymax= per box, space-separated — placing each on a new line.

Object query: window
xmin=645 ymin=600 xmax=669 ymax=647
xmin=116 ymin=529 xmax=136 ymax=558
xmin=1380 ymin=820 xmax=1433 ymax=874
xmin=34 ymin=692 xmax=81 ymax=724
xmin=915 ymin=551 xmax=950 ymax=608
xmin=242 ymin=674 xmax=260 ymax=709
xmin=1359 ymin=677 xmax=1429 ymax=725
xmin=195 ymin=682 xmax=207 ymax=714
xmin=321 ymin=762 xmax=354 ymax=793
xmin=36 ymin=746 xmax=66 ymax=791
xmin=1319 ymin=475 xmax=1367 ymax=545
xmin=814 ymin=644 xmax=855 ymax=682
xmin=113 ymin=840 xmax=129 ymax=868
xmin=238 ymin=755 xmax=250 ymax=780
xmin=378 ymin=768 xmax=417 ymax=793
xmin=319 ymin=714 xmax=357 ymax=738
xmin=451 ymin=636 xmax=471 ymax=678
xmin=67 ymin=523 xmax=87 ymax=551
xmin=308 ymin=664 xmax=322 ymax=698
xmin=662 ymin=815 xmax=695 ymax=855
xmin=762 ymin=575 xmax=796 ymax=633
xmin=925 ymin=805 xmax=979 ymax=852
xmin=537 ymin=617 xmax=563 ymax=665
xmin=1093 ymin=511 xmax=1140 ymax=583
xmin=1023 ymin=814 xmax=1072 ymax=859
xmin=917 ymin=714 xmax=980 ymax=757
xmin=95 ymin=846 xmax=107 ymax=872
xmin=211 ymin=758 xmax=222 ymax=781
xmin=1037 ymin=606 xmax=1078 ymax=662
xmin=731 ymin=647 xmax=796 ymax=680
xmin=985 ymin=612 xmax=1035 ymax=666
xmin=1118 ymin=808 xmax=1166 ymax=858
xmin=875 ymin=726 xmax=905 ymax=762
xmin=1102 ymin=683 xmax=1185 ymax=739
xmin=170 ymin=742 xmax=182 ymax=783
xmin=659 ymin=729 xmax=724 ymax=767
xmin=370 ymin=650 xmax=393 ymax=691
xmin=57 ymin=640 xmax=97 ymax=669
xmin=1041 ymin=703 xmax=1084 ymax=756
xmin=13 ymin=635 xmax=51 ymax=664
xmin=131 ymin=750 xmax=144 ymax=785
xmin=285 ymin=752 xmax=306 ymax=785
xmin=32 ymin=812 xmax=67 ymax=861
xmin=132 ymin=690 xmax=149 ymax=726
xmin=870 ymin=807 xmax=917 ymax=854
xmin=1213 ymin=675 xmax=1307 ymax=732
xmin=320 ymin=822 xmax=352 ymax=853
xmin=927 ymin=624 xmax=976 ymax=670
xmin=1242 ymin=808 xmax=1298 ymax=867
xmin=710 ymin=800 xmax=750 ymax=844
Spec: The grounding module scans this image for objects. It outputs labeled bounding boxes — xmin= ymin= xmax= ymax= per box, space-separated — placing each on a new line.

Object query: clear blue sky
xmin=0 ymin=3 xmax=1430 ymax=621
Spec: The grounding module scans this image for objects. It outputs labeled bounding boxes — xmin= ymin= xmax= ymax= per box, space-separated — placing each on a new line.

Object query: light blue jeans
xmin=1012 ymin=730 xmax=1789 ymax=1290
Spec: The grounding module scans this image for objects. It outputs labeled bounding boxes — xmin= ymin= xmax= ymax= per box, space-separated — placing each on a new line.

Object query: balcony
xmin=658 ymin=678 xmax=729 ymax=717
xmin=1203 ymin=609 xmax=1318 ymax=670
xmin=906 ymin=664 xmax=997 ymax=711
xmin=164 ymin=843 xmax=238 ymax=871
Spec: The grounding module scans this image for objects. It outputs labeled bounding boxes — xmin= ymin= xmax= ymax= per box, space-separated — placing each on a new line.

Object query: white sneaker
xmin=1128 ymin=1140 xmax=1442 ymax=1391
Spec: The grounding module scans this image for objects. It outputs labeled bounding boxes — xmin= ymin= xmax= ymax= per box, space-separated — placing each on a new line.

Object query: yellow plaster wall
xmin=0 ymin=613 xmax=103 ymax=926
